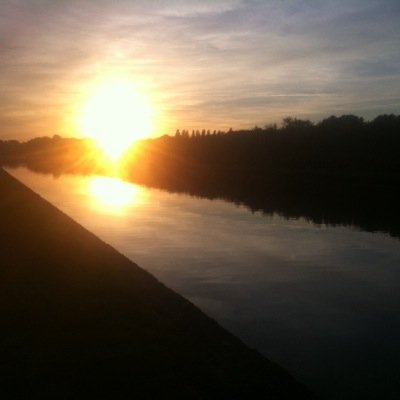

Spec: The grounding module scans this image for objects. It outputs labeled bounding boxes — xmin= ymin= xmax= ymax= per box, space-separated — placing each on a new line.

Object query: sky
xmin=1 ymin=0 xmax=400 ymax=141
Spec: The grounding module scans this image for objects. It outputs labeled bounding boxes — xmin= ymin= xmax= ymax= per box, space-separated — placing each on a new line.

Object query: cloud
xmin=1 ymin=0 xmax=399 ymax=139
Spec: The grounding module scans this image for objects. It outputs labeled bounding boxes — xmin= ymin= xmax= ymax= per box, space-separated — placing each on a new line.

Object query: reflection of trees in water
xmin=128 ymin=174 xmax=400 ymax=239
xmin=1 ymin=113 xmax=399 ymax=237
xmin=4 ymin=158 xmax=399 ymax=239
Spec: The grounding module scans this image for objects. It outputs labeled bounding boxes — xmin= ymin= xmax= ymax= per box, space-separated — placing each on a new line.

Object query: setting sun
xmin=80 ymin=79 xmax=154 ymax=159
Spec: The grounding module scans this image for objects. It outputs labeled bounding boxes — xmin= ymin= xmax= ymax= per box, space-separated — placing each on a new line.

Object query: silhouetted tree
xmin=282 ymin=117 xmax=313 ymax=130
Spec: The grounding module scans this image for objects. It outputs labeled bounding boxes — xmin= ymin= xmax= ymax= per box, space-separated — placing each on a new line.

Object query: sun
xmin=80 ymin=79 xmax=154 ymax=159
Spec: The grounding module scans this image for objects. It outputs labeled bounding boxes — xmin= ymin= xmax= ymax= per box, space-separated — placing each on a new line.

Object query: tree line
xmin=124 ymin=113 xmax=400 ymax=188
xmin=1 ymin=113 xmax=399 ymax=186
xmin=1 ymin=114 xmax=400 ymax=237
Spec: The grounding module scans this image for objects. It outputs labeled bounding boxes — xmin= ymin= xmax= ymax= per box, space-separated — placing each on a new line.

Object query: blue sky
xmin=1 ymin=0 xmax=399 ymax=140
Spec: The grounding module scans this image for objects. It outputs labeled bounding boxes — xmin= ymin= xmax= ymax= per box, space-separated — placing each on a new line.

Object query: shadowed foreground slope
xmin=0 ymin=169 xmax=312 ymax=399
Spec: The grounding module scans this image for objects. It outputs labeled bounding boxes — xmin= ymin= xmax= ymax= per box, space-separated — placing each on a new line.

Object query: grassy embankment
xmin=0 ymin=168 xmax=312 ymax=399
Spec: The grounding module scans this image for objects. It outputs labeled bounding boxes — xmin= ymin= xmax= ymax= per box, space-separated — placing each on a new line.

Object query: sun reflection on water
xmin=88 ymin=176 xmax=143 ymax=215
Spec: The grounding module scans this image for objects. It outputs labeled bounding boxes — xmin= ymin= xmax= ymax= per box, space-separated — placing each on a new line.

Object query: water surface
xmin=8 ymin=167 xmax=400 ymax=399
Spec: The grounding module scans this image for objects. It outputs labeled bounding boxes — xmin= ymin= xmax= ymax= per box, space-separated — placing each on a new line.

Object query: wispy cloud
xmin=1 ymin=0 xmax=399 ymax=139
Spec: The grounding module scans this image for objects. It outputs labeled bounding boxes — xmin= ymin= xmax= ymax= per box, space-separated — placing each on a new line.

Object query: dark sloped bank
xmin=0 ymin=169 xmax=313 ymax=399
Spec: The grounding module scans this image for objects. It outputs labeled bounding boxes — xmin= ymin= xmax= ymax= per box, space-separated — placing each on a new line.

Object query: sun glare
xmin=80 ymin=79 xmax=154 ymax=159
xmin=89 ymin=176 xmax=142 ymax=214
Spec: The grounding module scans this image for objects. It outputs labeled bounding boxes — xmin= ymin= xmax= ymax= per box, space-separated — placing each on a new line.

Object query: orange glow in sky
xmin=2 ymin=1 xmax=399 ymax=143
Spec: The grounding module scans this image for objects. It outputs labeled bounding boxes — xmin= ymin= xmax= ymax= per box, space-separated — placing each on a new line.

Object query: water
xmin=7 ymin=167 xmax=400 ymax=399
